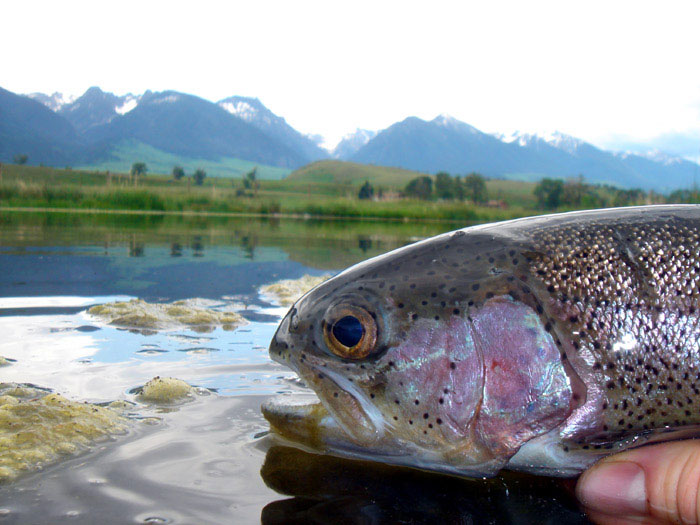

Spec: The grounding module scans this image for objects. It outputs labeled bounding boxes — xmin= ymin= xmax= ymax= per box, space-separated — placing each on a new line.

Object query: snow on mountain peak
xmin=433 ymin=114 xmax=478 ymax=133
xmin=115 ymin=95 xmax=138 ymax=115
xmin=435 ymin=113 xmax=457 ymax=125
xmin=332 ymin=128 xmax=377 ymax=158
xmin=151 ymin=94 xmax=180 ymax=104
xmin=26 ymin=91 xmax=76 ymax=111
xmin=496 ymin=130 xmax=585 ymax=153
xmin=340 ymin=128 xmax=376 ymax=143
xmin=220 ymin=100 xmax=255 ymax=121
xmin=540 ymin=131 xmax=585 ymax=152
xmin=498 ymin=131 xmax=540 ymax=147
xmin=615 ymin=149 xmax=685 ymax=166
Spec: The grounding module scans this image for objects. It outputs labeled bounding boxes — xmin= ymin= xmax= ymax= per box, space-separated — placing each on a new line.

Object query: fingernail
xmin=577 ymin=461 xmax=647 ymax=516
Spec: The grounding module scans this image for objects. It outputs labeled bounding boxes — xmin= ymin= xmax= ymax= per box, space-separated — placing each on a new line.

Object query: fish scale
xmin=264 ymin=205 xmax=700 ymax=477
xmin=528 ymin=216 xmax=700 ymax=442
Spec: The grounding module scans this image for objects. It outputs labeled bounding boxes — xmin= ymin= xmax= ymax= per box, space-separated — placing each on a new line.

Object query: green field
xmin=0 ymin=163 xmax=533 ymax=222
xmin=2 ymin=159 xmax=692 ymax=223
xmin=77 ymin=140 xmax=291 ymax=180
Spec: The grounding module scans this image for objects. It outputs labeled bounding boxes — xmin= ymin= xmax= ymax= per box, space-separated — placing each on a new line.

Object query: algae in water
xmin=137 ymin=376 xmax=195 ymax=404
xmin=88 ymin=299 xmax=247 ymax=332
xmin=0 ymin=385 xmax=128 ymax=482
xmin=260 ymin=274 xmax=331 ymax=306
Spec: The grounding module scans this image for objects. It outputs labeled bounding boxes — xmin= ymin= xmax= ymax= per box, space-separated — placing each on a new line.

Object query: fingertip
xmin=578 ymin=441 xmax=700 ymax=524
xmin=577 ymin=460 xmax=647 ymax=517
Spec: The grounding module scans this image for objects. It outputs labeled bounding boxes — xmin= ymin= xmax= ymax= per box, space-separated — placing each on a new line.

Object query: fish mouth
xmin=262 ymin=395 xmax=339 ymax=452
xmin=263 ymin=364 xmax=385 ymax=451
xmin=265 ymin=348 xmax=387 ymax=452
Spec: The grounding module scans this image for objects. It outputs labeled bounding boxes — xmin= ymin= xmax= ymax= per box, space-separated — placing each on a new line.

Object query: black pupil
xmin=332 ymin=316 xmax=364 ymax=347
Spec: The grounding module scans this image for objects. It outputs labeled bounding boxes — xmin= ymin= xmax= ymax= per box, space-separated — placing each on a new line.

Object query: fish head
xmin=264 ymin=231 xmax=574 ymax=476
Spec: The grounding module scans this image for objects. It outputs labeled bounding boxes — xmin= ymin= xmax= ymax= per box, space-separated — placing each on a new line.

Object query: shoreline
xmin=0 ymin=206 xmax=491 ymax=225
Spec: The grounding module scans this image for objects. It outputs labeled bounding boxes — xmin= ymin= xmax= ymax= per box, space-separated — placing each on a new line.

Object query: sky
xmin=2 ymin=0 xmax=700 ymax=156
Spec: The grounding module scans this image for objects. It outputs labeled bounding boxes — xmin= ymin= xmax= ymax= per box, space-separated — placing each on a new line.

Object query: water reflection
xmin=129 ymin=240 xmax=145 ymax=257
xmin=358 ymin=235 xmax=372 ymax=253
xmin=261 ymin=446 xmax=588 ymax=524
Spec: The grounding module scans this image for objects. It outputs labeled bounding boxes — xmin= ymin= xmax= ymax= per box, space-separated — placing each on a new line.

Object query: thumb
xmin=576 ymin=440 xmax=700 ymax=524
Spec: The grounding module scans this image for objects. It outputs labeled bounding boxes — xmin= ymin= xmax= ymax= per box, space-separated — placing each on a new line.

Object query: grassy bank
xmin=4 ymin=161 xmax=692 ymax=223
xmin=0 ymin=164 xmax=531 ymax=222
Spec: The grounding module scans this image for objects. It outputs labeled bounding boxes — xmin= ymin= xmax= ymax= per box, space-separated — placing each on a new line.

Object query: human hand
xmin=577 ymin=440 xmax=700 ymax=524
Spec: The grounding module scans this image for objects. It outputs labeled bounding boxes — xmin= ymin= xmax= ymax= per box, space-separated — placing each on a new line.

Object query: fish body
xmin=263 ymin=205 xmax=700 ymax=477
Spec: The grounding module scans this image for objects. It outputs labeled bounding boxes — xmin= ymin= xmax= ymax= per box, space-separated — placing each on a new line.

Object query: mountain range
xmin=0 ymin=85 xmax=697 ymax=190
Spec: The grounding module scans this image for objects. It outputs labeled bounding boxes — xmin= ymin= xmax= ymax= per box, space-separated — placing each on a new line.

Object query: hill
xmin=287 ymin=160 xmax=429 ymax=188
xmin=76 ymin=140 xmax=290 ymax=180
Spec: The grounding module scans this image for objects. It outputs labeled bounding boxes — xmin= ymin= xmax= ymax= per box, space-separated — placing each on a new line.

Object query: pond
xmin=0 ymin=211 xmax=589 ymax=524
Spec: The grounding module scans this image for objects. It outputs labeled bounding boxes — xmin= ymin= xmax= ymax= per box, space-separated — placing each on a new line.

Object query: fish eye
xmin=333 ymin=316 xmax=363 ymax=347
xmin=323 ymin=305 xmax=377 ymax=360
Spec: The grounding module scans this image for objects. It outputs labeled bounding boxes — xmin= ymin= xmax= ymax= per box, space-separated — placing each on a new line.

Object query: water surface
xmin=0 ymin=212 xmax=588 ymax=524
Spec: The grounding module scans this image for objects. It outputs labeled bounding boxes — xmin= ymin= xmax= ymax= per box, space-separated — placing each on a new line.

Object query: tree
xmin=358 ymin=180 xmax=374 ymax=200
xmin=243 ymin=167 xmax=259 ymax=196
xmin=463 ymin=173 xmax=487 ymax=204
xmin=193 ymin=168 xmax=206 ymax=186
xmin=453 ymin=175 xmax=466 ymax=201
xmin=614 ymin=188 xmax=645 ymax=206
xmin=561 ymin=175 xmax=586 ymax=206
xmin=404 ymin=176 xmax=433 ymax=200
xmin=534 ymin=178 xmax=564 ymax=209
xmin=434 ymin=172 xmax=456 ymax=200
xmin=13 ymin=154 xmax=28 ymax=165
xmin=172 ymin=165 xmax=185 ymax=180
xmin=131 ymin=162 xmax=147 ymax=177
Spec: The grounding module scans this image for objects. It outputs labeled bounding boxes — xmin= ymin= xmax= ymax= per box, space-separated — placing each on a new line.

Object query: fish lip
xmin=266 ymin=346 xmax=385 ymax=446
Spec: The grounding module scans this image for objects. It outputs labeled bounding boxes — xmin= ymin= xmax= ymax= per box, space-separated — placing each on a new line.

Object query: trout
xmin=263 ymin=205 xmax=700 ymax=477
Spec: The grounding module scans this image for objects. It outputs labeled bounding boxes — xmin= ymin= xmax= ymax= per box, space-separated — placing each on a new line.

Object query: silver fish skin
xmin=263 ymin=205 xmax=700 ymax=477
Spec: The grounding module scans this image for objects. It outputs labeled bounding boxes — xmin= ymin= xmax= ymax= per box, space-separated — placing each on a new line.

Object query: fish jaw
xmin=261 ymin=396 xmax=339 ymax=452
xmin=261 ymin=395 xmax=506 ymax=476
